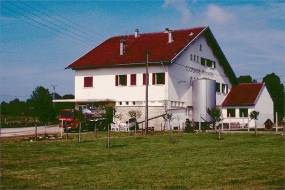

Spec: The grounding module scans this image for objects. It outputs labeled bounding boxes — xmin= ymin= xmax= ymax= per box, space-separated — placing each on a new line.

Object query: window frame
xmin=152 ymin=73 xmax=165 ymax=85
xmin=227 ymin=108 xmax=236 ymax=117
xmin=222 ymin=84 xmax=228 ymax=93
xmin=239 ymin=108 xmax=248 ymax=117
xmin=115 ymin=75 xmax=127 ymax=86
xmin=216 ymin=82 xmax=220 ymax=92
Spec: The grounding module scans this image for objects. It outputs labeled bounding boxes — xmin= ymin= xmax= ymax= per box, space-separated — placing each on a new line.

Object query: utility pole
xmin=51 ymin=84 xmax=58 ymax=107
xmin=145 ymin=50 xmax=149 ymax=135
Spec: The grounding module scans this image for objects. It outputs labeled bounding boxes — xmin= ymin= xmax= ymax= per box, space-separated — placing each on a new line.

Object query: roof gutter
xmin=66 ymin=61 xmax=171 ymax=70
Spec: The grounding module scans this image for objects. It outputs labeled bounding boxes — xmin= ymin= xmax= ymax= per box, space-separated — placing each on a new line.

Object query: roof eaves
xmin=67 ymin=61 xmax=171 ymax=70
xmin=222 ymin=103 xmax=255 ymax=107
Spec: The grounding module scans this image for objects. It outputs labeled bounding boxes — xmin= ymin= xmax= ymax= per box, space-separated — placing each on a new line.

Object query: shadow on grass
xmin=111 ymin=144 xmax=128 ymax=148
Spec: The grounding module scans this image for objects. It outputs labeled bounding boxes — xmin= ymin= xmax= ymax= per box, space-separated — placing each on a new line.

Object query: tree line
xmin=1 ymin=86 xmax=74 ymax=123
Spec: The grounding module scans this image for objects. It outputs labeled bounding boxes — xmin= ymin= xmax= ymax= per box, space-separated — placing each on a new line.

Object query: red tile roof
xmin=222 ymin=83 xmax=264 ymax=106
xmin=66 ymin=27 xmax=207 ymax=69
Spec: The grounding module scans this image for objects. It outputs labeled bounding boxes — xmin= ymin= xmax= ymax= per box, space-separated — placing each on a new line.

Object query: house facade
xmin=221 ymin=83 xmax=274 ymax=128
xmin=63 ymin=26 xmax=240 ymax=129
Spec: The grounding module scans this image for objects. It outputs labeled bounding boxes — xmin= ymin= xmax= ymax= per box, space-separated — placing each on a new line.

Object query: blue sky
xmin=1 ymin=0 xmax=284 ymax=103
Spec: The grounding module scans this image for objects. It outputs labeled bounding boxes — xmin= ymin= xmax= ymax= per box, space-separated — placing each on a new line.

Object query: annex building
xmin=55 ymin=26 xmax=274 ymax=129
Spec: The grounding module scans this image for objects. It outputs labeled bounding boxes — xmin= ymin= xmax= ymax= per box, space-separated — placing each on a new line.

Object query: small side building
xmin=221 ymin=83 xmax=274 ymax=128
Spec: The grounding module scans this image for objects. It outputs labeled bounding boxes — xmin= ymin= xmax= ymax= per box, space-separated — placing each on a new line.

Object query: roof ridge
xmin=110 ymin=26 xmax=208 ymax=39
xmin=239 ymin=82 xmax=264 ymax=85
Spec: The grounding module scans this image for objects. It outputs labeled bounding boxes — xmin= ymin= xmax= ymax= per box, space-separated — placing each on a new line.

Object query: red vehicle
xmin=59 ymin=109 xmax=80 ymax=132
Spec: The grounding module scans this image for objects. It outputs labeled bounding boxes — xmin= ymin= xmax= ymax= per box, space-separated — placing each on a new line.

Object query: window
xmin=216 ymin=82 xmax=220 ymax=92
xmin=201 ymin=57 xmax=205 ymax=66
xmin=200 ymin=44 xmax=202 ymax=51
xmin=190 ymin=54 xmax=193 ymax=60
xmin=115 ymin=75 xmax=127 ymax=86
xmin=197 ymin=56 xmax=199 ymax=63
xmin=206 ymin=59 xmax=212 ymax=67
xmin=239 ymin=108 xmax=248 ymax=117
xmin=130 ymin=74 xmax=136 ymax=85
xmin=84 ymin=77 xmax=93 ymax=87
xmin=227 ymin=109 xmax=235 ymax=117
xmin=152 ymin=73 xmax=165 ymax=85
xmin=194 ymin=55 xmax=196 ymax=62
xmin=222 ymin=84 xmax=228 ymax=93
xmin=143 ymin=73 xmax=149 ymax=85
xmin=212 ymin=61 xmax=216 ymax=68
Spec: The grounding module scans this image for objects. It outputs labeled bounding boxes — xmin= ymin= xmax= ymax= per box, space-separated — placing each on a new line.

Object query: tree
xmin=97 ymin=103 xmax=116 ymax=148
xmin=238 ymin=75 xmax=255 ymax=83
xmin=207 ymin=107 xmax=223 ymax=140
xmin=263 ymin=73 xmax=284 ymax=123
xmin=127 ymin=110 xmax=142 ymax=139
xmin=30 ymin=86 xmax=56 ymax=123
xmin=250 ymin=110 xmax=259 ymax=137
xmin=163 ymin=113 xmax=174 ymax=143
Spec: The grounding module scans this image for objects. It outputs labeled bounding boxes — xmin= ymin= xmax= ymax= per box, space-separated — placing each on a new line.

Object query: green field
xmin=1 ymin=132 xmax=284 ymax=189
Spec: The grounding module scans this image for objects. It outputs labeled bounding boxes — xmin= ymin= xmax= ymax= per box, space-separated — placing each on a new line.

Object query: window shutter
xmin=201 ymin=57 xmax=205 ymax=66
xmin=115 ymin=75 xmax=118 ymax=86
xmin=131 ymin=74 xmax=136 ymax=85
xmin=84 ymin=77 xmax=93 ymax=87
xmin=162 ymin=73 xmax=165 ymax=84
xmin=124 ymin=75 xmax=127 ymax=86
xmin=143 ymin=74 xmax=149 ymax=85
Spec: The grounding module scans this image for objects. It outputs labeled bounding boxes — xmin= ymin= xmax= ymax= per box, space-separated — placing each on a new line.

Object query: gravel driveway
xmin=1 ymin=125 xmax=63 ymax=138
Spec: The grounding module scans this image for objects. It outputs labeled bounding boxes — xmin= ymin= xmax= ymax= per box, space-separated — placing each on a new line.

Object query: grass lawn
xmin=1 ymin=132 xmax=284 ymax=189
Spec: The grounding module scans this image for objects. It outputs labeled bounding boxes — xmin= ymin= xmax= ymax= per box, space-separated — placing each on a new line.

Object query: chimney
xmin=120 ymin=39 xmax=125 ymax=55
xmin=168 ymin=30 xmax=173 ymax=43
xmin=164 ymin=28 xmax=169 ymax=33
xmin=135 ymin=29 xmax=139 ymax=38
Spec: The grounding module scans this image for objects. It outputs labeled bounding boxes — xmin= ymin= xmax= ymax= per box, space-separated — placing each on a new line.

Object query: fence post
xmin=276 ymin=112 xmax=278 ymax=132
xmin=229 ymin=113 xmax=231 ymax=130
xmin=95 ymin=123 xmax=97 ymax=139
xmin=78 ymin=123 xmax=81 ymax=143
xmin=247 ymin=115 xmax=249 ymax=131
xmin=66 ymin=123 xmax=68 ymax=140
xmin=35 ymin=123 xmax=37 ymax=141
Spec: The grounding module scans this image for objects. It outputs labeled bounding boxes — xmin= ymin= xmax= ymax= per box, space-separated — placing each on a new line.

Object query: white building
xmin=56 ymin=26 xmax=273 ymax=129
xmin=221 ymin=83 xmax=274 ymax=128
xmin=60 ymin=26 xmax=239 ymax=129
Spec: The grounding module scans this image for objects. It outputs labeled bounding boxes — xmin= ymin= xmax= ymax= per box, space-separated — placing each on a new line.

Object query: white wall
xmin=167 ymin=35 xmax=232 ymax=107
xmin=255 ymin=85 xmax=274 ymax=126
xmin=75 ymin=66 xmax=167 ymax=102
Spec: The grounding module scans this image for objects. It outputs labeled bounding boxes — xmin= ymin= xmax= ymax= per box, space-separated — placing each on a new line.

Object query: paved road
xmin=1 ymin=125 xmax=63 ymax=138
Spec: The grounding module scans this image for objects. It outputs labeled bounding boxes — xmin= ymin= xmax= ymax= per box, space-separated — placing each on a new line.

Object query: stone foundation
xmin=114 ymin=106 xmax=166 ymax=130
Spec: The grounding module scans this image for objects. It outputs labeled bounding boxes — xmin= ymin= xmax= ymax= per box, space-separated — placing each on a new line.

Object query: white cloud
xmin=205 ymin=4 xmax=236 ymax=25
xmin=163 ymin=0 xmax=192 ymax=25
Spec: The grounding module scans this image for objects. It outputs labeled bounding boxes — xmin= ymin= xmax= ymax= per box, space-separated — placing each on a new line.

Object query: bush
xmin=185 ymin=126 xmax=194 ymax=133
